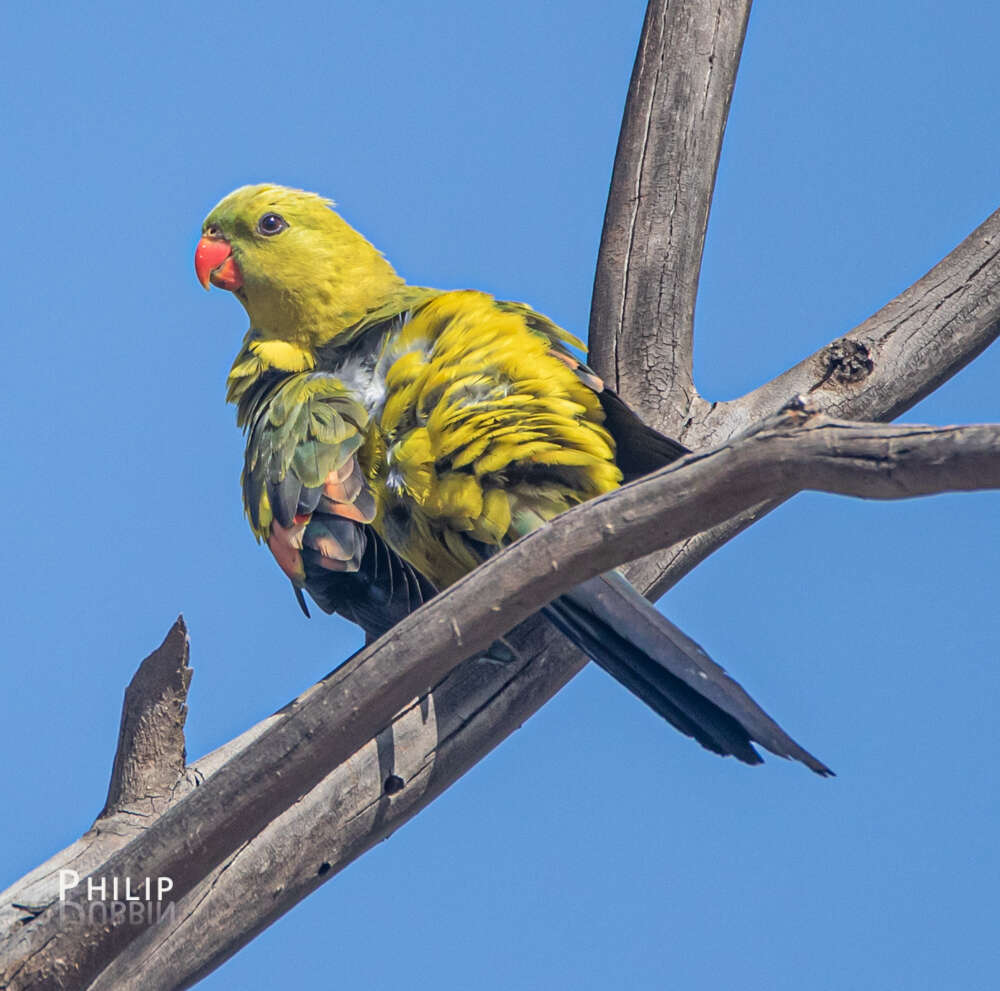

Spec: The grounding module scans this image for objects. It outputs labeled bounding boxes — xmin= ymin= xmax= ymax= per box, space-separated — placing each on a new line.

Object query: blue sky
xmin=2 ymin=1 xmax=999 ymax=988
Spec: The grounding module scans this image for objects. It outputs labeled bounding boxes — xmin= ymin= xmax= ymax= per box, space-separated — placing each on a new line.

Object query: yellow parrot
xmin=196 ymin=183 xmax=829 ymax=774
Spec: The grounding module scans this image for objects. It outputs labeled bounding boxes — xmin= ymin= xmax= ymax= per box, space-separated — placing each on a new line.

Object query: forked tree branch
xmin=5 ymin=4 xmax=758 ymax=979
xmin=624 ymin=205 xmax=1000 ymax=599
xmin=4 ymin=408 xmax=1000 ymax=990
xmin=4 ymin=0 xmax=1000 ymax=987
xmin=589 ymin=0 xmax=752 ymax=429
xmin=695 ymin=208 xmax=1000 ymax=446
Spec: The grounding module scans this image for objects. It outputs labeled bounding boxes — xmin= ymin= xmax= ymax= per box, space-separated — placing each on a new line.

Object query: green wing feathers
xmin=239 ymin=374 xmax=375 ymax=595
xmin=243 ymin=374 xmax=372 ymax=537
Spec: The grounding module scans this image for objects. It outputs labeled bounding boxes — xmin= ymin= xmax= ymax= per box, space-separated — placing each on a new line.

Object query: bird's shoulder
xmin=326 ymin=287 xmax=596 ymax=369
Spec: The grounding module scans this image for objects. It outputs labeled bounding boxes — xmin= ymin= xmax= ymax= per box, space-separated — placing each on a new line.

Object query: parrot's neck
xmin=226 ymin=285 xmax=440 ymax=428
xmin=239 ymin=253 xmax=405 ymax=353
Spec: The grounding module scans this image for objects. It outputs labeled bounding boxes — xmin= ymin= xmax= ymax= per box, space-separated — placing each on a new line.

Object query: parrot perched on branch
xmin=196 ymin=183 xmax=830 ymax=775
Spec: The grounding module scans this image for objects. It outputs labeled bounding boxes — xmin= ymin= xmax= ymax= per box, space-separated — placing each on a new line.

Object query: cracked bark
xmin=3 ymin=0 xmax=1000 ymax=987
xmin=101 ymin=618 xmax=192 ymax=821
xmin=590 ymin=0 xmax=752 ymax=432
xmin=1 ymin=621 xmax=193 ymax=931
xmin=5 ymin=410 xmax=1000 ymax=989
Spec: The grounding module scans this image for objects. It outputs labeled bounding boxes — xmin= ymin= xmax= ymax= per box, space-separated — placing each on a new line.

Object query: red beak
xmin=195 ymin=235 xmax=243 ymax=291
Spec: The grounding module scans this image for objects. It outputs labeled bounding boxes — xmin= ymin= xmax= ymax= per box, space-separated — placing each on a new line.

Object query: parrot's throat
xmin=240 ymin=248 xmax=405 ymax=354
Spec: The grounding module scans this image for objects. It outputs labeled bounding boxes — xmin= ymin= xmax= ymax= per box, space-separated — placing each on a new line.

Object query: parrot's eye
xmin=257 ymin=213 xmax=288 ymax=237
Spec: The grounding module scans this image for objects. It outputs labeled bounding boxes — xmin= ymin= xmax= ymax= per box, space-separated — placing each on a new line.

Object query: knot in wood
xmin=823 ymin=339 xmax=873 ymax=385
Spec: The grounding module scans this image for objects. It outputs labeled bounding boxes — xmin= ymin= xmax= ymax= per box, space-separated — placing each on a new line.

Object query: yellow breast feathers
xmin=372 ymin=291 xmax=621 ymax=587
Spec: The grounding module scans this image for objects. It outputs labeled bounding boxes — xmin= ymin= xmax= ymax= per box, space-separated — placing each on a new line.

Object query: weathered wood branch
xmin=4 ymin=0 xmax=1000 ymax=987
xmin=79 ymin=6 xmax=760 ymax=980
xmin=7 ymin=0 xmax=756 ymax=981
xmin=589 ymin=0 xmax=752 ymax=429
xmin=624 ymin=205 xmax=1000 ymax=598
xmin=4 ymin=409 xmax=1000 ymax=989
xmin=0 ymin=620 xmax=194 ymax=936
xmin=101 ymin=618 xmax=191 ymax=820
xmin=695 ymin=208 xmax=1000 ymax=447
xmin=88 ymin=620 xmax=575 ymax=991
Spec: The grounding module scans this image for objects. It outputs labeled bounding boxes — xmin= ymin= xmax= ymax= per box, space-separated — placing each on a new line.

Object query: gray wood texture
xmin=590 ymin=0 xmax=751 ymax=430
xmin=3 ymin=0 xmax=1000 ymax=987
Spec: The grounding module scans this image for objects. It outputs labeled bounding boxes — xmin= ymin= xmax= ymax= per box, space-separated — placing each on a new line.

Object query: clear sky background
xmin=2 ymin=2 xmax=999 ymax=988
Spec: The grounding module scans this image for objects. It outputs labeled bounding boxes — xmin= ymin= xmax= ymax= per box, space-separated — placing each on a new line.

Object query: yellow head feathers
xmin=200 ymin=183 xmax=404 ymax=349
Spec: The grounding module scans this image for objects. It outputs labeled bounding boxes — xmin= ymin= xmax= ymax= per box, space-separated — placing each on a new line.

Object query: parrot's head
xmin=196 ymin=183 xmax=403 ymax=350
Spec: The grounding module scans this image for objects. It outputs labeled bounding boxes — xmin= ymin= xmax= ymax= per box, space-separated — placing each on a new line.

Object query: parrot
xmin=196 ymin=183 xmax=830 ymax=775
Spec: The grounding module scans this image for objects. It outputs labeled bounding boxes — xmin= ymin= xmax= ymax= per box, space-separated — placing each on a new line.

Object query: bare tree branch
xmin=4 ymin=407 xmax=1000 ymax=989
xmin=88 ymin=621 xmax=574 ymax=991
xmin=0 ymin=621 xmax=194 ymax=936
xmin=7 ymin=0 xmax=756 ymax=978
xmin=80 ymin=8 xmax=762 ymax=978
xmin=692 ymin=207 xmax=1000 ymax=448
xmin=5 ymin=1 xmax=1000 ymax=987
xmin=589 ymin=0 xmax=750 ymax=429
xmin=623 ymin=205 xmax=1000 ymax=599
xmin=101 ymin=618 xmax=191 ymax=819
